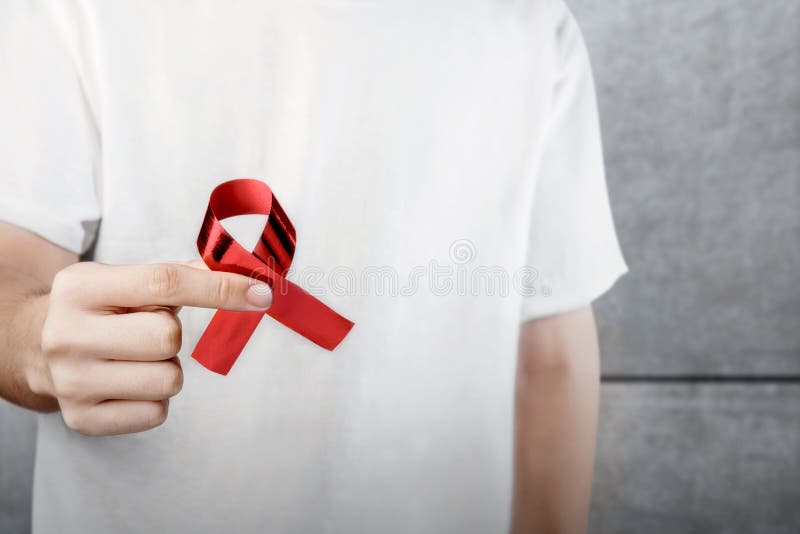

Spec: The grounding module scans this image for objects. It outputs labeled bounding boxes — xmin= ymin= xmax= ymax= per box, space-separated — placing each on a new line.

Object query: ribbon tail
xmin=192 ymin=310 xmax=265 ymax=375
xmin=268 ymin=279 xmax=355 ymax=351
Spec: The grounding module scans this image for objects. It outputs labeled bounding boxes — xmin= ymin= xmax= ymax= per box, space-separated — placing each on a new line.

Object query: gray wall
xmin=1 ymin=1 xmax=799 ymax=532
xmin=577 ymin=0 xmax=800 ymax=532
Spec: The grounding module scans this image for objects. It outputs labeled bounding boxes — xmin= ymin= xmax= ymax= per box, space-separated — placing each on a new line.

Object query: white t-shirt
xmin=0 ymin=1 xmax=627 ymax=532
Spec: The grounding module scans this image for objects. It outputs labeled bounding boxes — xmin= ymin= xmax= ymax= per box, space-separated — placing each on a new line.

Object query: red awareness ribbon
xmin=192 ymin=178 xmax=354 ymax=375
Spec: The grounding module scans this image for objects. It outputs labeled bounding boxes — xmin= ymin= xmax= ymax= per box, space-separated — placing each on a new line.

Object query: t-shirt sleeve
xmin=0 ymin=2 xmax=101 ymax=255
xmin=519 ymin=0 xmax=628 ymax=322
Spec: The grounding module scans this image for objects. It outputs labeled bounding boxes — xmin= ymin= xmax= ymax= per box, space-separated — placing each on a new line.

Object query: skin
xmin=512 ymin=307 xmax=601 ymax=533
xmin=0 ymin=221 xmax=273 ymax=434
xmin=0 ymin=220 xmax=599 ymax=530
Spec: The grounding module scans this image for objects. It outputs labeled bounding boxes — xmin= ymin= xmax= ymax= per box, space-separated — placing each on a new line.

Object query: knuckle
xmin=49 ymin=270 xmax=69 ymax=297
xmin=61 ymin=408 xmax=92 ymax=435
xmin=145 ymin=401 xmax=169 ymax=428
xmin=51 ymin=265 xmax=77 ymax=292
xmin=155 ymin=315 xmax=182 ymax=356
xmin=51 ymin=262 xmax=95 ymax=297
xmin=149 ymin=264 xmax=182 ymax=299
xmin=40 ymin=322 xmax=69 ymax=356
xmin=160 ymin=363 xmax=184 ymax=397
xmin=213 ymin=276 xmax=235 ymax=306
xmin=50 ymin=364 xmax=84 ymax=400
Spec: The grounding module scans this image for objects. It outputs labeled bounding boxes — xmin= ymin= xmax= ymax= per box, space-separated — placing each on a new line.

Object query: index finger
xmin=66 ymin=262 xmax=272 ymax=311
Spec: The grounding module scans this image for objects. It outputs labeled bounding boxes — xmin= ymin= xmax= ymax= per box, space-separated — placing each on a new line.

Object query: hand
xmin=32 ymin=261 xmax=272 ymax=436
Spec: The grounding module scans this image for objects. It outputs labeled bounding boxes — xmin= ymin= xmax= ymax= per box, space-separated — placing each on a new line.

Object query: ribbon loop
xmin=192 ymin=178 xmax=354 ymax=375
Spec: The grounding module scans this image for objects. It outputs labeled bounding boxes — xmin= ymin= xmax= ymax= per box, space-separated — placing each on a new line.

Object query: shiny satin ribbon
xmin=192 ymin=178 xmax=354 ymax=375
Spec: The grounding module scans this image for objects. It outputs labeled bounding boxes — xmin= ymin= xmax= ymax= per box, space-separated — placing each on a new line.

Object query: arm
xmin=0 ymin=221 xmax=273 ymax=434
xmin=511 ymin=306 xmax=601 ymax=534
xmin=0 ymin=221 xmax=75 ymax=411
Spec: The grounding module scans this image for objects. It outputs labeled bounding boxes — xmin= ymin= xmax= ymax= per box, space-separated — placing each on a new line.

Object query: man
xmin=0 ymin=1 xmax=626 ymax=532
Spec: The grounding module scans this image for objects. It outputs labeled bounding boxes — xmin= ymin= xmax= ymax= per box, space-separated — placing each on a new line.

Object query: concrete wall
xmin=1 ymin=1 xmax=799 ymax=532
xmin=579 ymin=0 xmax=800 ymax=532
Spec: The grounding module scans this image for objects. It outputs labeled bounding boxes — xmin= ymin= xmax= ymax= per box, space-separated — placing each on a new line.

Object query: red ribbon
xmin=192 ymin=178 xmax=354 ymax=375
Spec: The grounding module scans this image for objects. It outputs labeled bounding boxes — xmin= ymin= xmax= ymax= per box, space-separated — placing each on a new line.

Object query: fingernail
xmin=246 ymin=283 xmax=272 ymax=309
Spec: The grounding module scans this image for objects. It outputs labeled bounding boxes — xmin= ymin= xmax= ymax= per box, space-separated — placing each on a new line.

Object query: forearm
xmin=0 ymin=264 xmax=58 ymax=412
xmin=512 ymin=307 xmax=601 ymax=534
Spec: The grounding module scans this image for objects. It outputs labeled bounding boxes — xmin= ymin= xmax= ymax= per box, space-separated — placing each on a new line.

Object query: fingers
xmin=61 ymin=399 xmax=170 ymax=436
xmin=53 ymin=261 xmax=272 ymax=311
xmin=54 ymin=358 xmax=183 ymax=403
xmin=60 ymin=310 xmax=183 ymax=361
xmin=50 ymin=356 xmax=183 ymax=402
xmin=53 ymin=356 xmax=182 ymax=436
xmin=44 ymin=260 xmax=249 ymax=437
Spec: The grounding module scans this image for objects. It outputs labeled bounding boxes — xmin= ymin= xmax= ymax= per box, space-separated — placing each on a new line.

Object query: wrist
xmin=19 ymin=293 xmax=58 ymax=409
